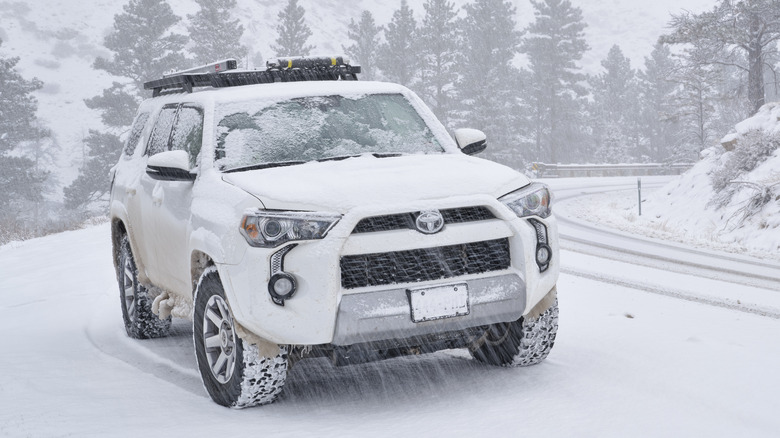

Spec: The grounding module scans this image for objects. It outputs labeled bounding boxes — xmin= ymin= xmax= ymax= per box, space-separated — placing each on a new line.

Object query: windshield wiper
xmin=223 ymin=160 xmax=306 ymax=173
xmin=317 ymin=153 xmax=404 ymax=162
xmin=316 ymin=155 xmax=358 ymax=162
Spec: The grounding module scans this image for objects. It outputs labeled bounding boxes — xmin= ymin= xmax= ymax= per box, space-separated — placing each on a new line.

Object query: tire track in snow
xmin=562 ymin=266 xmax=780 ymax=320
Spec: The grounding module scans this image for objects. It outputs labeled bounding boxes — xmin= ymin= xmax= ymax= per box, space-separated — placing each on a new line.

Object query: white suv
xmin=109 ymin=57 xmax=560 ymax=408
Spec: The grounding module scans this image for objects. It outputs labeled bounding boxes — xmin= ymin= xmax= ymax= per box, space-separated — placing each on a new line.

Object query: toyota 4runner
xmin=109 ymin=56 xmax=560 ymax=408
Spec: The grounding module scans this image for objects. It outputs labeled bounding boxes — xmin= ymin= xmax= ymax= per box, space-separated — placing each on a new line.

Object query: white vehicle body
xmin=110 ymin=66 xmax=559 ymax=406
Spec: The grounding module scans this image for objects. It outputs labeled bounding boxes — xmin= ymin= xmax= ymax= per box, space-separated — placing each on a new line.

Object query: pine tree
xmin=457 ymin=0 xmax=522 ymax=167
xmin=271 ymin=0 xmax=315 ymax=57
xmin=0 ymin=38 xmax=49 ymax=221
xmin=661 ymin=0 xmax=780 ymax=115
xmin=66 ymin=0 xmax=188 ymax=213
xmin=589 ymin=45 xmax=640 ymax=163
xmin=638 ymin=42 xmax=683 ymax=162
xmin=522 ymin=0 xmax=589 ymax=164
xmin=668 ymin=43 xmax=721 ymax=159
xmin=378 ymin=0 xmax=419 ymax=86
xmin=187 ymin=0 xmax=247 ymax=65
xmin=343 ymin=11 xmax=382 ymax=81
xmin=63 ymin=131 xmax=123 ymax=210
xmin=94 ymin=0 xmax=188 ymax=92
xmin=417 ymin=0 xmax=460 ymax=126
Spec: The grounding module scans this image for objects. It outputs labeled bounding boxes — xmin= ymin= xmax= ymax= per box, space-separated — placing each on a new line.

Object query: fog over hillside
xmin=1 ymin=0 xmax=715 ymax=177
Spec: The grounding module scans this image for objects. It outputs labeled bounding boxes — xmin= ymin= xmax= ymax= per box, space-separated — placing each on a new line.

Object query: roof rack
xmin=144 ymin=56 xmax=361 ymax=97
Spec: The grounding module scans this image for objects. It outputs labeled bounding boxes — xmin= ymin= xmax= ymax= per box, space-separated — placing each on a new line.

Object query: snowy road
xmin=1 ymin=177 xmax=779 ymax=437
xmin=549 ymin=177 xmax=780 ymax=317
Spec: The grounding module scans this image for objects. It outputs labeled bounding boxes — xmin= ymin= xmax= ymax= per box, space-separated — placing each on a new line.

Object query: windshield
xmin=214 ymin=94 xmax=444 ymax=171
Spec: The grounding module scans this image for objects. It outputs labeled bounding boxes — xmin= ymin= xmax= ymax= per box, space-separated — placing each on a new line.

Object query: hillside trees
xmin=0 ymin=38 xmax=49 ymax=225
xmin=188 ymin=0 xmax=247 ymax=64
xmin=271 ymin=0 xmax=315 ymax=57
xmin=417 ymin=0 xmax=460 ymax=127
xmin=661 ymin=0 xmax=780 ymax=115
xmin=637 ymin=42 xmax=683 ymax=162
xmin=65 ymin=0 xmax=188 ymax=212
xmin=343 ymin=11 xmax=382 ymax=81
xmin=378 ymin=0 xmax=419 ymax=86
xmin=522 ymin=0 xmax=589 ymax=164
xmin=589 ymin=45 xmax=640 ymax=163
xmin=457 ymin=0 xmax=523 ymax=167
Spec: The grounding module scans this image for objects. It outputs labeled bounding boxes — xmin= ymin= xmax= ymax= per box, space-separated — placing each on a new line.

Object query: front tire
xmin=117 ymin=235 xmax=171 ymax=339
xmin=470 ymin=298 xmax=558 ymax=367
xmin=193 ymin=267 xmax=289 ymax=408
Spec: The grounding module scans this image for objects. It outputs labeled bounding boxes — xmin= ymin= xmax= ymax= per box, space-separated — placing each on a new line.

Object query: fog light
xmin=268 ymin=273 xmax=297 ymax=305
xmin=536 ymin=244 xmax=552 ymax=266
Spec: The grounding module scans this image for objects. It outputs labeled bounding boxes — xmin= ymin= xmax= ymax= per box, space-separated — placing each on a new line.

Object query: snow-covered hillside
xmin=0 ymin=0 xmax=715 ymax=194
xmin=560 ymin=104 xmax=780 ymax=259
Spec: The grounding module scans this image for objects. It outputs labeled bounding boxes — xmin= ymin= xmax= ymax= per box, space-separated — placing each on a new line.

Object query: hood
xmin=221 ymin=154 xmax=529 ymax=212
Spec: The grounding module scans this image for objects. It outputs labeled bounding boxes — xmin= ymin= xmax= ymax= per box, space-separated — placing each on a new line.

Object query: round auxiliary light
xmin=268 ymin=272 xmax=297 ymax=302
xmin=535 ymin=244 xmax=552 ymax=266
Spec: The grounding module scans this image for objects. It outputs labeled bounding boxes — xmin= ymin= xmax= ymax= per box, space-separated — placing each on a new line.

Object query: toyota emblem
xmin=415 ymin=210 xmax=445 ymax=234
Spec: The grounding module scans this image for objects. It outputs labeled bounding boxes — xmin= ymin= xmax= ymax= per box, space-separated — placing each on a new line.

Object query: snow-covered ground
xmin=1 ymin=177 xmax=778 ymax=437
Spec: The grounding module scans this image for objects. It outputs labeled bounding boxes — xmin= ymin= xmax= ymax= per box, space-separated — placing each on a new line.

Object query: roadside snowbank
xmin=558 ymin=104 xmax=780 ymax=261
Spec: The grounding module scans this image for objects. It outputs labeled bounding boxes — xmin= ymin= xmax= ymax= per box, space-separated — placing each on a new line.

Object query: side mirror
xmin=146 ymin=150 xmax=196 ymax=181
xmin=454 ymin=128 xmax=487 ymax=155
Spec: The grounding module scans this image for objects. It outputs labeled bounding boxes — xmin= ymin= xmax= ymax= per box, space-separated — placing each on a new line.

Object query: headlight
xmin=499 ymin=183 xmax=552 ymax=218
xmin=240 ymin=211 xmax=341 ymax=248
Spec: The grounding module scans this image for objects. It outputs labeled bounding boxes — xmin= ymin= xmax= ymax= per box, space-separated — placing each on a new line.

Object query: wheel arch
xmin=191 ymin=250 xmax=216 ymax=297
xmin=111 ymin=218 xmax=128 ymax=276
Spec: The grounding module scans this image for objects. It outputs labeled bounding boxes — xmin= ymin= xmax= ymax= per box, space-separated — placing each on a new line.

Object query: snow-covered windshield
xmin=214 ymin=93 xmax=444 ymax=171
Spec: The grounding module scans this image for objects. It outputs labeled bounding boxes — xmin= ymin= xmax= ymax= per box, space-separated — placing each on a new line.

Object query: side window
xmin=170 ymin=106 xmax=204 ymax=168
xmin=124 ymin=112 xmax=150 ymax=157
xmin=146 ymin=105 xmax=178 ymax=156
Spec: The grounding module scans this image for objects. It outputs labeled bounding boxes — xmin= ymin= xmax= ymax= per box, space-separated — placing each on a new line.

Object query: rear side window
xmin=170 ymin=106 xmax=204 ymax=168
xmin=124 ymin=112 xmax=150 ymax=156
xmin=146 ymin=105 xmax=178 ymax=156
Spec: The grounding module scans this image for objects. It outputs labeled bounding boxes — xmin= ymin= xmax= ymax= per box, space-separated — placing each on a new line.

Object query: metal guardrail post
xmin=638 ymin=177 xmax=642 ymax=216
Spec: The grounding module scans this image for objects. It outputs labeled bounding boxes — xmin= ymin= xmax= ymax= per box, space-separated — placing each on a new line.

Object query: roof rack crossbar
xmin=144 ymin=56 xmax=361 ymax=96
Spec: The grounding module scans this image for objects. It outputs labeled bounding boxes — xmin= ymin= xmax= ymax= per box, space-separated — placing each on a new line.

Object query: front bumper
xmin=218 ymin=197 xmax=559 ymax=346
xmin=332 ymin=273 xmax=525 ymax=345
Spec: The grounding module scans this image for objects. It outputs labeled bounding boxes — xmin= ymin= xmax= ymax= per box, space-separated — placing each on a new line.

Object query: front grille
xmin=340 ymin=238 xmax=510 ymax=289
xmin=352 ymin=206 xmax=495 ymax=234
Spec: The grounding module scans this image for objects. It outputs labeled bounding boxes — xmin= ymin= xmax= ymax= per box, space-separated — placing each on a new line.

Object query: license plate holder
xmin=407 ymin=283 xmax=469 ymax=323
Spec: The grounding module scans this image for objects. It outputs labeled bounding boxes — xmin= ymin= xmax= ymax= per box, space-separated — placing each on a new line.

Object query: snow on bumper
xmin=218 ymin=199 xmax=559 ymax=346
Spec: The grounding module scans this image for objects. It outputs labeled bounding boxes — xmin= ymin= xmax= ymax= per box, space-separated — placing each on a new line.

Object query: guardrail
xmin=533 ymin=163 xmax=694 ymax=178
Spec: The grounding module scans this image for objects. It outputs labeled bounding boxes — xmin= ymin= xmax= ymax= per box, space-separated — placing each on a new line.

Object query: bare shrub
xmin=710 ymin=129 xmax=780 ymax=206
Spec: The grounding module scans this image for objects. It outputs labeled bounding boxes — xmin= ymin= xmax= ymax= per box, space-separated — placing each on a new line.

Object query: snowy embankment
xmin=558 ymin=105 xmax=780 ymax=261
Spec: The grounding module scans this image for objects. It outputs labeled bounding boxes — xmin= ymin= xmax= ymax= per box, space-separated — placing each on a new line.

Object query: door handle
xmin=126 ymin=188 xmax=136 ymax=196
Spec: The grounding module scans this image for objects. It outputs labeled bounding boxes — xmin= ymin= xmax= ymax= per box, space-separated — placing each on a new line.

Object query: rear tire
xmin=193 ymin=267 xmax=289 ymax=408
xmin=117 ymin=235 xmax=171 ymax=339
xmin=470 ymin=299 xmax=558 ymax=367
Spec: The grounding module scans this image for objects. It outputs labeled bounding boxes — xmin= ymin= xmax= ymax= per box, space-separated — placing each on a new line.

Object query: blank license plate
xmin=407 ymin=283 xmax=469 ymax=323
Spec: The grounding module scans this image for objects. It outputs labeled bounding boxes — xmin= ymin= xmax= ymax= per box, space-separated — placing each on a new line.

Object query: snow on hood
xmin=221 ymin=154 xmax=529 ymax=212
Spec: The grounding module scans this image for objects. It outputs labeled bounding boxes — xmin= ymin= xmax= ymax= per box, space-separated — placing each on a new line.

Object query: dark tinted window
xmin=170 ymin=106 xmax=203 ymax=168
xmin=146 ymin=105 xmax=178 ymax=156
xmin=124 ymin=112 xmax=149 ymax=156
